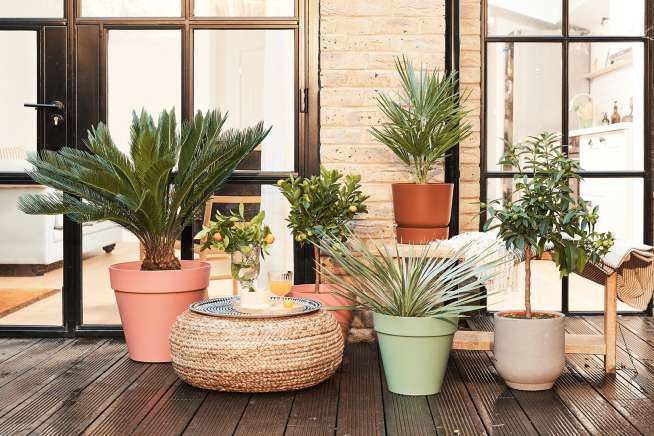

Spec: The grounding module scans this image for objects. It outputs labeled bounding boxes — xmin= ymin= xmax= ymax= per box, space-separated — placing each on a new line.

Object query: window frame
xmin=0 ymin=0 xmax=319 ymax=337
xmin=480 ymin=0 xmax=653 ymax=315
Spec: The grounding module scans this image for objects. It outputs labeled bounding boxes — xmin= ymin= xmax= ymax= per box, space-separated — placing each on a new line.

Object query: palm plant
xmin=18 ymin=109 xmax=270 ymax=271
xmin=370 ymin=56 xmax=472 ymax=184
xmin=316 ymin=231 xmax=504 ymax=318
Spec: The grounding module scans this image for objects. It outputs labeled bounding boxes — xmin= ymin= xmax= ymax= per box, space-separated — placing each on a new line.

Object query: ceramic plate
xmin=189 ymin=296 xmax=321 ymax=319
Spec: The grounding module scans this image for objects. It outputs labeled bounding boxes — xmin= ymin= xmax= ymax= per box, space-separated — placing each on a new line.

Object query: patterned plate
xmin=189 ymin=296 xmax=322 ymax=319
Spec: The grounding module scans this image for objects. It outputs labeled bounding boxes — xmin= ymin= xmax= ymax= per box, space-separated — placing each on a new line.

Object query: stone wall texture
xmin=319 ymin=0 xmax=482 ymax=238
xmin=318 ymin=0 xmax=483 ymax=340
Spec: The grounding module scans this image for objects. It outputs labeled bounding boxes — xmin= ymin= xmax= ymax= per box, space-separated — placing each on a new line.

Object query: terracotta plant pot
xmin=493 ymin=311 xmax=565 ymax=391
xmin=392 ymin=183 xmax=453 ymax=244
xmin=288 ymin=284 xmax=353 ymax=337
xmin=109 ymin=260 xmax=210 ymax=363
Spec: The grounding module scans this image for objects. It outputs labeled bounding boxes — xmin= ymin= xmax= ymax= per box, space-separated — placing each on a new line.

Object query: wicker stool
xmin=169 ymin=309 xmax=344 ymax=392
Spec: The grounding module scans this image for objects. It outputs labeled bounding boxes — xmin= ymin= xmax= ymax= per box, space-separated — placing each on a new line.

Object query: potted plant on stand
xmin=483 ymin=132 xmax=614 ymax=390
xmin=18 ymin=109 xmax=270 ymax=362
xmin=277 ymin=166 xmax=368 ymax=335
xmin=317 ymin=231 xmax=502 ymax=395
xmin=371 ymin=56 xmax=472 ymax=243
xmin=196 ymin=203 xmax=275 ymax=309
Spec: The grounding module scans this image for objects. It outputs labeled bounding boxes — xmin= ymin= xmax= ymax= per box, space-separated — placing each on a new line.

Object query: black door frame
xmin=0 ymin=0 xmax=320 ymax=337
xmin=479 ymin=0 xmax=654 ymax=316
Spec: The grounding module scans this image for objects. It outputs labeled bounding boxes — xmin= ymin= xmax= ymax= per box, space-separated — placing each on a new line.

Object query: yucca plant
xmin=370 ymin=56 xmax=472 ymax=184
xmin=316 ymin=231 xmax=504 ymax=318
xmin=18 ymin=109 xmax=270 ymax=271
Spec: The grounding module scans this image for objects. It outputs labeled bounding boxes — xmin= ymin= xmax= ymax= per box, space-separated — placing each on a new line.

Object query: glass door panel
xmin=194 ymin=0 xmax=295 ymax=17
xmin=194 ymin=29 xmax=295 ymax=172
xmin=83 ymin=29 xmax=182 ymax=325
xmin=0 ymin=1 xmax=63 ymax=18
xmin=0 ymin=28 xmax=65 ymax=326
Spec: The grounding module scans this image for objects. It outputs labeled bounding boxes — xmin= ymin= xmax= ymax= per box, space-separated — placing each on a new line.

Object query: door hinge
xmin=300 ymin=88 xmax=309 ymax=113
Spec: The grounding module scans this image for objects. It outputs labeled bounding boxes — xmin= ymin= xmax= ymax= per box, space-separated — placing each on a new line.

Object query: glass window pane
xmin=81 ymin=0 xmax=181 ymax=17
xmin=193 ymin=184 xmax=294 ymax=298
xmin=486 ymin=43 xmax=562 ymax=171
xmin=485 ymin=179 xmax=562 ymax=312
xmin=569 ymin=42 xmax=644 ymax=171
xmin=488 ymin=0 xmax=562 ymax=36
xmin=194 ymin=29 xmax=295 ymax=172
xmin=569 ymin=178 xmax=642 ymax=312
xmin=194 ymin=0 xmax=294 ymax=17
xmin=0 ymin=187 xmax=62 ymax=326
xmin=570 ymin=0 xmax=644 ymax=36
xmin=0 ymin=31 xmax=37 ymax=173
xmin=0 ymin=1 xmax=63 ymax=18
xmin=107 ymin=30 xmax=181 ymax=153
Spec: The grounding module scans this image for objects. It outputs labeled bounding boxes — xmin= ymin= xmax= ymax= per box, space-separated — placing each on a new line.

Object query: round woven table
xmin=169 ymin=309 xmax=344 ymax=392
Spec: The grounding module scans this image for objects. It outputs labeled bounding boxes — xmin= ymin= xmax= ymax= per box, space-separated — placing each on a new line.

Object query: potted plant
xmin=483 ymin=132 xmax=614 ymax=391
xmin=371 ymin=56 xmax=472 ymax=243
xmin=317 ymin=231 xmax=501 ymax=395
xmin=276 ymin=166 xmax=368 ymax=334
xmin=196 ymin=203 xmax=275 ymax=309
xmin=18 ymin=109 xmax=270 ymax=362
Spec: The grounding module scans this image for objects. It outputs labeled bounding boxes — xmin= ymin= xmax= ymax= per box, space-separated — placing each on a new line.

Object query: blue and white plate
xmin=189 ymin=296 xmax=322 ymax=319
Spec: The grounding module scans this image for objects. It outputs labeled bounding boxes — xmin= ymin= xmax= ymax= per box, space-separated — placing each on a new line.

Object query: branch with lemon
xmin=277 ymin=166 xmax=369 ymax=293
xmin=196 ymin=203 xmax=274 ymax=293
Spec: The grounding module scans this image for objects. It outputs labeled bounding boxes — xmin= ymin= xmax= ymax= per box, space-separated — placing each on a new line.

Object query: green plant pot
xmin=373 ymin=312 xmax=458 ymax=396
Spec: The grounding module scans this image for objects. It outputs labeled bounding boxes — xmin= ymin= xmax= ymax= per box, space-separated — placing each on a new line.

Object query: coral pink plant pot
xmin=109 ymin=260 xmax=210 ymax=363
xmin=288 ymin=284 xmax=353 ymax=338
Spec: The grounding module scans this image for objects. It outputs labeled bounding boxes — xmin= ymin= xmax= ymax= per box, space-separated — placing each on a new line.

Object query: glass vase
xmin=230 ymin=245 xmax=261 ymax=294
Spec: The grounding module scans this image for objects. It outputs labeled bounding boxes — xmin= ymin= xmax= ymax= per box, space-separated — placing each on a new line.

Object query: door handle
xmin=24 ymin=100 xmax=64 ymax=111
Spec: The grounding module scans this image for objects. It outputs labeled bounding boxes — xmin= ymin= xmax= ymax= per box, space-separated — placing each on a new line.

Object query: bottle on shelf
xmin=601 ymin=112 xmax=610 ymax=125
xmin=610 ymin=100 xmax=621 ymax=124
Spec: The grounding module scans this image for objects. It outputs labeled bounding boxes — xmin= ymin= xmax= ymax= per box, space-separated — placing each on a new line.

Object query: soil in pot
xmin=288 ymin=284 xmax=353 ymax=338
xmin=373 ymin=312 xmax=458 ymax=395
xmin=110 ymin=260 xmax=210 ymax=363
xmin=392 ymin=183 xmax=453 ymax=244
xmin=493 ymin=311 xmax=565 ymax=391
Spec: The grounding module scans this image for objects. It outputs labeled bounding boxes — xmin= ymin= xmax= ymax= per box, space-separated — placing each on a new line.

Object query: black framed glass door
xmin=0 ymin=7 xmax=69 ymax=332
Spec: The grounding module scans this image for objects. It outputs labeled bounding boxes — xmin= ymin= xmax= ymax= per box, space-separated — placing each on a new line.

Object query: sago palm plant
xmin=370 ymin=56 xmax=472 ymax=184
xmin=18 ymin=109 xmax=270 ymax=271
xmin=316 ymin=232 xmax=504 ymax=318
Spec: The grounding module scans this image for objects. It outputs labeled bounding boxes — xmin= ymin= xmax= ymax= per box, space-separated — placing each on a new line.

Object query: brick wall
xmin=319 ymin=0 xmax=483 ymax=241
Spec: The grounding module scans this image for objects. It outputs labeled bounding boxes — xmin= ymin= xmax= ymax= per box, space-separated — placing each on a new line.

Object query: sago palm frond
xmin=18 ymin=109 xmax=271 ymax=271
xmin=316 ymin=231 xmax=505 ymax=318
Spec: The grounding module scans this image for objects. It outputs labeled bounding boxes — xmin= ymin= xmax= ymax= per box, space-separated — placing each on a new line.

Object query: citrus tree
xmin=482 ymin=132 xmax=614 ymax=318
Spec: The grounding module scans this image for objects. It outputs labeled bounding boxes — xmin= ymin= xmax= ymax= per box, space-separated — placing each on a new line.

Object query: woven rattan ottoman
xmin=169 ymin=309 xmax=344 ymax=392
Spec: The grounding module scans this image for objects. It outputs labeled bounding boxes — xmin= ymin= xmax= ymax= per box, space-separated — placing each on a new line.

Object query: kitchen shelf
xmin=569 ymin=122 xmax=633 ymax=137
xmin=583 ymin=59 xmax=631 ymax=80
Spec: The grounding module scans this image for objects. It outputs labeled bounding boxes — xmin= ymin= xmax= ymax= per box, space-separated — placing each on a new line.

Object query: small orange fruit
xmin=212 ymin=232 xmax=223 ymax=242
xmin=349 ymin=205 xmax=358 ymax=213
xmin=265 ymin=234 xmax=275 ymax=245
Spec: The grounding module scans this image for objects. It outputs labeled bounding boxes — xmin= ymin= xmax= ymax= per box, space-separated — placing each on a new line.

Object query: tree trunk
xmin=524 ymin=242 xmax=532 ymax=318
xmin=141 ymin=244 xmax=181 ymax=271
xmin=314 ymin=246 xmax=321 ymax=294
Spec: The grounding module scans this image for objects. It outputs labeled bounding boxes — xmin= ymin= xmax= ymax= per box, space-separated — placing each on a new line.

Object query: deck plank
xmin=0 ymin=338 xmax=69 ymax=390
xmin=0 ymin=340 xmax=125 ymax=434
xmin=0 ymin=338 xmax=40 ymax=364
xmin=452 ymin=350 xmax=538 ymax=435
xmin=83 ymin=363 xmax=178 ymax=436
xmin=427 ymin=360 xmax=488 ymax=436
xmin=285 ymin=373 xmax=339 ymax=436
xmin=336 ymin=343 xmax=385 ymax=436
xmin=132 ymin=379 xmax=208 ymax=435
xmin=231 ymin=392 xmax=295 ymax=436
xmin=33 ymin=354 xmax=149 ymax=436
xmin=0 ymin=339 xmax=103 ymax=418
xmin=183 ymin=392 xmax=250 ymax=436
xmin=465 ymin=316 xmax=590 ymax=435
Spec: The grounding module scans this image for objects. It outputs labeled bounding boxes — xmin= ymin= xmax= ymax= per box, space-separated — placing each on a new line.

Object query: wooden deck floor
xmin=2 ymin=316 xmax=654 ymax=435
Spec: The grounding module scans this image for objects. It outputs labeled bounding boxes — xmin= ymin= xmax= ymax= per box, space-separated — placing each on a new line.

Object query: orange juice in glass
xmin=269 ymin=270 xmax=293 ymax=297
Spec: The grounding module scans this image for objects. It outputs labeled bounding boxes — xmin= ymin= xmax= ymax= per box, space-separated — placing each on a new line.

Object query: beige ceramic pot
xmin=493 ymin=311 xmax=565 ymax=391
